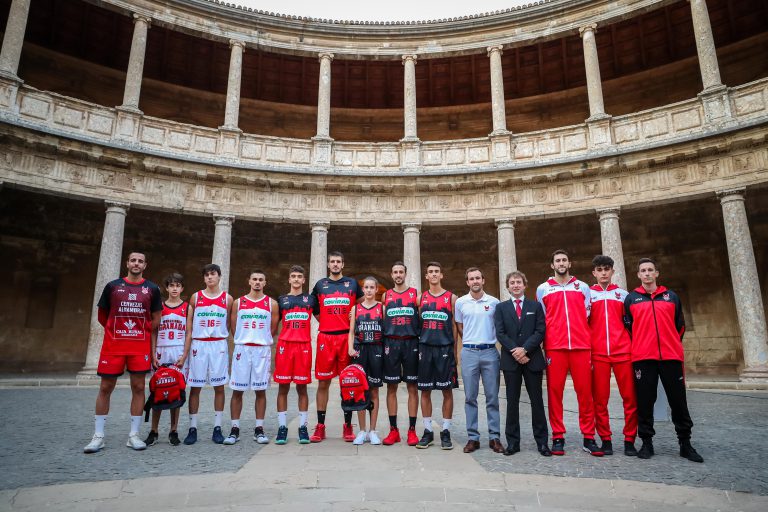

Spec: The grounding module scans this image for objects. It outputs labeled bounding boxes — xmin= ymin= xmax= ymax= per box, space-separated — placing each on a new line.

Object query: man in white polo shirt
xmin=455 ymin=267 xmax=503 ymax=454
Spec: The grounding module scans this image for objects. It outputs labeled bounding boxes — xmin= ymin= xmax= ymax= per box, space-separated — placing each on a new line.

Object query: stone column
xmin=718 ymin=189 xmax=768 ymax=381
xmin=120 ymin=14 xmax=151 ymax=113
xmin=221 ymin=40 xmax=245 ymax=130
xmin=0 ymin=0 xmax=30 ymax=81
xmin=81 ymin=201 xmax=130 ymax=375
xmin=211 ymin=215 xmax=235 ymax=292
xmin=402 ymin=222 xmax=422 ymax=293
xmin=401 ymin=54 xmax=419 ymax=142
xmin=690 ymin=0 xmax=722 ymax=91
xmin=487 ymin=45 xmax=508 ymax=135
xmin=597 ymin=208 xmax=627 ymax=290
xmin=495 ymin=218 xmax=517 ymax=300
xmin=309 ymin=221 xmax=329 ymax=343
xmin=579 ymin=24 xmax=607 ymax=120
xmin=315 ymin=53 xmax=334 ymax=140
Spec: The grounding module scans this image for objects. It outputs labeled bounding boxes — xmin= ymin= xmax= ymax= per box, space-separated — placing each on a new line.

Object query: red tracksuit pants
xmin=592 ymin=358 xmax=637 ymax=442
xmin=545 ymin=349 xmax=595 ymax=438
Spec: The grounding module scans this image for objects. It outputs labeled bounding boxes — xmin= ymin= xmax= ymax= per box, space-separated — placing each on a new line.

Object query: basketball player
xmin=180 ymin=264 xmax=233 ymax=445
xmin=84 ymin=251 xmax=162 ymax=453
xmin=145 ymin=273 xmax=188 ymax=447
xmin=309 ymin=251 xmax=363 ymax=442
xmin=274 ymin=265 xmax=315 ymax=445
xmin=223 ymin=270 xmax=279 ymax=445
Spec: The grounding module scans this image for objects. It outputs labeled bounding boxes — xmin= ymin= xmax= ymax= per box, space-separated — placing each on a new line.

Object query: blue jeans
xmin=461 ymin=346 xmax=501 ymax=441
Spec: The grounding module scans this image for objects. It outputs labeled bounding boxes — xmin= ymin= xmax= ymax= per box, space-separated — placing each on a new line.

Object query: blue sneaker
xmin=298 ymin=425 xmax=310 ymax=444
xmin=275 ymin=425 xmax=288 ymax=445
xmin=212 ymin=426 xmax=225 ymax=444
xmin=183 ymin=427 xmax=197 ymax=445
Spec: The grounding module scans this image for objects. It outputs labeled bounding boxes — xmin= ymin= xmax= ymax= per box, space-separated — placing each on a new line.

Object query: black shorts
xmin=383 ymin=337 xmax=419 ymax=384
xmin=352 ymin=343 xmax=384 ymax=388
xmin=417 ymin=344 xmax=457 ymax=391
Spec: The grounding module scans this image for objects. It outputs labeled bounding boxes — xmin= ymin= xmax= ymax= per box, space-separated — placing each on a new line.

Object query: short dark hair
xmin=249 ymin=269 xmax=266 ymax=279
xmin=591 ymin=255 xmax=614 ymax=269
xmin=506 ymin=271 xmax=528 ymax=286
xmin=164 ymin=273 xmax=184 ymax=287
xmin=465 ymin=267 xmax=483 ymax=280
xmin=392 ymin=261 xmax=407 ymax=273
xmin=289 ymin=265 xmax=305 ymax=276
xmin=328 ymin=250 xmax=344 ymax=262
xmin=425 ymin=261 xmax=442 ymax=271
xmin=126 ymin=251 xmax=147 ymax=261
xmin=202 ymin=263 xmax=222 ymax=276
xmin=638 ymin=257 xmax=658 ymax=271
xmin=551 ymin=249 xmax=569 ymax=263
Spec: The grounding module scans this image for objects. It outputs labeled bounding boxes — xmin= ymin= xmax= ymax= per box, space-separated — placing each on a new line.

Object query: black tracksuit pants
xmin=633 ymin=359 xmax=694 ymax=441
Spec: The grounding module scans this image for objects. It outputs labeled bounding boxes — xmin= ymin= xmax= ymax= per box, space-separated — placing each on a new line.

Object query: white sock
xmin=214 ymin=411 xmax=223 ymax=427
xmin=189 ymin=414 xmax=198 ymax=429
xmin=129 ymin=416 xmax=142 ymax=436
xmin=256 ymin=419 xmax=264 ymax=427
xmin=232 ymin=419 xmax=240 ymax=429
xmin=442 ymin=419 xmax=451 ymax=431
xmin=423 ymin=417 xmax=433 ymax=432
xmin=299 ymin=411 xmax=308 ymax=426
xmin=278 ymin=411 xmax=287 ymax=427
xmin=94 ymin=415 xmax=106 ymax=436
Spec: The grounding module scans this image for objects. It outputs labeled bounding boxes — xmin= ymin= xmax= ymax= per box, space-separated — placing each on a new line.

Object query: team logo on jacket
xmin=663 ymin=293 xmax=670 ymax=301
xmin=303 ymin=296 xmax=308 ymax=303
xmin=344 ymin=282 xmax=349 ymax=288
xmin=142 ymin=287 xmax=149 ymax=295
xmin=484 ymin=305 xmax=490 ymax=311
xmin=635 ymin=369 xmax=641 ymax=380
xmin=615 ymin=292 xmax=621 ymax=300
xmin=236 ymin=353 xmax=241 ymax=361
xmin=573 ymin=282 xmax=580 ymax=290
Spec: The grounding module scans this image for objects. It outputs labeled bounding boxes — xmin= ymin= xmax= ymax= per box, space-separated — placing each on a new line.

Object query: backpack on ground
xmin=143 ymin=364 xmax=187 ymax=421
xmin=339 ymin=363 xmax=372 ymax=412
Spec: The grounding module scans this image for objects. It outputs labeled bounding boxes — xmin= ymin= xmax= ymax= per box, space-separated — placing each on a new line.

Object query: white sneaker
xmin=84 ymin=434 xmax=105 ymax=453
xmin=369 ymin=430 xmax=382 ymax=445
xmin=254 ymin=427 xmax=269 ymax=444
xmin=353 ymin=431 xmax=368 ymax=445
xmin=126 ymin=433 xmax=147 ymax=450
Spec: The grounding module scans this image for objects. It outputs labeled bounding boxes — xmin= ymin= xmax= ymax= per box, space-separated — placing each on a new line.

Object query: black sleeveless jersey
xmin=354 ymin=303 xmax=384 ymax=344
xmin=419 ymin=290 xmax=454 ymax=346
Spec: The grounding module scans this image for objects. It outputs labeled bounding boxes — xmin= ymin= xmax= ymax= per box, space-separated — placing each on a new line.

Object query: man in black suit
xmin=494 ymin=271 xmax=551 ymax=456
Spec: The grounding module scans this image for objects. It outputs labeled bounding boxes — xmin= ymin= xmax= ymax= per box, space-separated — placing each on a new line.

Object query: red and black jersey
xmin=278 ymin=293 xmax=315 ymax=343
xmin=97 ymin=278 xmax=163 ymax=355
xmin=383 ymin=287 xmax=420 ymax=338
xmin=419 ymin=290 xmax=454 ymax=346
xmin=624 ymin=285 xmax=685 ymax=362
xmin=311 ymin=276 xmax=363 ymax=334
xmin=354 ymin=302 xmax=384 ymax=344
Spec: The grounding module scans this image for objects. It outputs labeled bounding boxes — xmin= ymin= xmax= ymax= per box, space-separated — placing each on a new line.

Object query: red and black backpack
xmin=143 ymin=364 xmax=187 ymax=421
xmin=339 ymin=363 xmax=371 ymax=412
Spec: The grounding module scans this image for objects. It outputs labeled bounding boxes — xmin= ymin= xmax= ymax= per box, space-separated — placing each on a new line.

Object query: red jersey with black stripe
xmin=354 ymin=302 xmax=384 ymax=344
xmin=311 ymin=276 xmax=363 ymax=334
xmin=278 ymin=293 xmax=315 ymax=343
xmin=419 ymin=290 xmax=454 ymax=346
xmin=383 ymin=287 xmax=420 ymax=338
xmin=97 ymin=278 xmax=162 ymax=355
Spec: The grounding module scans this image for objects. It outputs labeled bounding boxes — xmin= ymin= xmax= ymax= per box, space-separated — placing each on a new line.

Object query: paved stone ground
xmin=0 ymin=382 xmax=766 ymax=511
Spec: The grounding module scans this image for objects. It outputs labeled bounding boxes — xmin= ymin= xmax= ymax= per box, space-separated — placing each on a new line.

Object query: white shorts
xmin=187 ymin=340 xmax=229 ymax=387
xmin=229 ymin=345 xmax=272 ymax=391
xmin=155 ymin=345 xmax=188 ymax=377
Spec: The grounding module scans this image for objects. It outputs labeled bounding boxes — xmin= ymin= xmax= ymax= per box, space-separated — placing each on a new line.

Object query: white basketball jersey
xmin=192 ymin=291 xmax=229 ymax=340
xmin=234 ymin=295 xmax=274 ymax=346
xmin=156 ymin=302 xmax=188 ymax=347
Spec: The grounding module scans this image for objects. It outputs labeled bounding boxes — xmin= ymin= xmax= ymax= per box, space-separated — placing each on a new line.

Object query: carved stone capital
xmin=717 ymin=187 xmax=746 ymax=204
xmin=402 ymin=54 xmax=418 ymax=65
xmin=487 ymin=45 xmax=503 ymax=57
xmin=213 ymin=214 xmax=235 ymax=226
xmin=318 ymin=52 xmax=334 ymax=62
xmin=402 ymin=222 xmax=422 ymax=233
xmin=133 ymin=13 xmax=152 ymax=26
xmin=105 ymin=200 xmax=130 ymax=214
xmin=495 ymin=218 xmax=516 ymax=229
xmin=596 ymin=207 xmax=621 ymax=220
xmin=229 ymin=39 xmax=246 ymax=50
xmin=579 ymin=23 xmax=597 ymax=37
xmin=310 ymin=220 xmax=330 ymax=231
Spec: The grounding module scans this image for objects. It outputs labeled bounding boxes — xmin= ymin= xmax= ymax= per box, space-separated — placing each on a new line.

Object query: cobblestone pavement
xmin=0 ymin=383 xmax=766 ymax=500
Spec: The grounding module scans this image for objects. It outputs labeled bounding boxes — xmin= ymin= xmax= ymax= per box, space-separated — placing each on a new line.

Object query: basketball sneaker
xmin=169 ymin=431 xmax=181 ymax=446
xmin=415 ymin=430 xmax=434 ymax=449
xmin=183 ymin=427 xmax=198 ymax=445
xmin=298 ymin=425 xmax=310 ymax=444
xmin=353 ymin=431 xmax=368 ymax=445
xmin=126 ymin=433 xmax=147 ymax=450
xmin=310 ymin=424 xmax=326 ymax=443
xmin=83 ymin=434 xmax=105 ymax=454
xmin=406 ymin=427 xmax=419 ymax=446
xmin=439 ymin=429 xmax=453 ymax=450
xmin=369 ymin=431 xmax=382 ymax=445
xmin=275 ymin=425 xmax=289 ymax=445
xmin=342 ymin=423 xmax=355 ymax=442
xmin=254 ymin=426 xmax=269 ymax=444
xmin=144 ymin=430 xmax=158 ymax=447
xmin=212 ymin=426 xmax=225 ymax=444
xmin=382 ymin=427 xmax=401 ymax=445
xmin=223 ymin=427 xmax=240 ymax=445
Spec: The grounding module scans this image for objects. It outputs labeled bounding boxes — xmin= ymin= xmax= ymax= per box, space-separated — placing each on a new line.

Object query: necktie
xmin=515 ymin=299 xmax=522 ymax=319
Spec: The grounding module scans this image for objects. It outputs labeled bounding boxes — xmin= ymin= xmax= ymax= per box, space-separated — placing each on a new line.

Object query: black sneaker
xmin=551 ymin=438 xmax=565 ymax=456
xmin=582 ymin=438 xmax=604 ymax=457
xmin=144 ymin=430 xmax=158 ymax=447
xmin=415 ymin=430 xmax=434 ymax=449
xmin=223 ymin=426 xmax=240 ymax=445
xmin=624 ymin=441 xmax=638 ymax=456
xmin=637 ymin=439 xmax=654 ymax=459
xmin=212 ymin=426 xmax=225 ymax=444
xmin=440 ymin=429 xmax=453 ymax=450
xmin=275 ymin=425 xmax=289 ymax=445
xmin=600 ymin=439 xmax=613 ymax=456
xmin=679 ymin=440 xmax=704 ymax=463
xmin=298 ymin=425 xmax=310 ymax=444
xmin=183 ymin=427 xmax=198 ymax=445
xmin=169 ymin=431 xmax=180 ymax=446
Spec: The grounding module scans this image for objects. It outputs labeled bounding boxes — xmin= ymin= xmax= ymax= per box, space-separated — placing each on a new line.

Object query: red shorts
xmin=315 ymin=332 xmax=350 ymax=380
xmin=97 ymin=352 xmax=151 ymax=377
xmin=274 ymin=340 xmax=312 ymax=385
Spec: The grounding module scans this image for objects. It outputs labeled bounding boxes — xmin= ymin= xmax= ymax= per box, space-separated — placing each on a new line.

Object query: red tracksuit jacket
xmin=589 ymin=284 xmax=631 ymax=362
xmin=536 ymin=277 xmax=591 ymax=350
xmin=624 ymin=285 xmax=685 ymax=362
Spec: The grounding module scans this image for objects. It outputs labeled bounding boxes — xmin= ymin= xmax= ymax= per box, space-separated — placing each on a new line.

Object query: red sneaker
xmin=309 ymin=424 xmax=326 ymax=443
xmin=406 ymin=427 xmax=419 ymax=446
xmin=382 ymin=427 xmax=401 ymax=445
xmin=342 ymin=423 xmax=355 ymax=442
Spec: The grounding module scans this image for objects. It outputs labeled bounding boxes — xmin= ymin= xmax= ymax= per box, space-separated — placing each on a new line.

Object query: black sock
xmin=344 ymin=411 xmax=352 ymax=425
xmin=317 ymin=410 xmax=326 ymax=425
xmin=409 ymin=416 xmax=417 ymax=429
xmin=389 ymin=415 xmax=397 ymax=429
